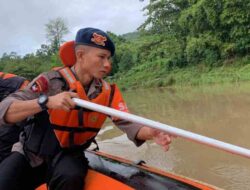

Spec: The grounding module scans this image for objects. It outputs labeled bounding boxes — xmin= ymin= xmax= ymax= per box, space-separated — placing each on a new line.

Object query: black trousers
xmin=0 ymin=151 xmax=89 ymax=190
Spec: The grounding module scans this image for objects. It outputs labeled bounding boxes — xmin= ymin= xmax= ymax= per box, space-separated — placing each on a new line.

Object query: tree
xmin=36 ymin=44 xmax=53 ymax=57
xmin=118 ymin=50 xmax=134 ymax=71
xmin=45 ymin=17 xmax=69 ymax=54
xmin=139 ymin=0 xmax=250 ymax=66
xmin=220 ymin=0 xmax=250 ymax=56
xmin=139 ymin=0 xmax=189 ymax=34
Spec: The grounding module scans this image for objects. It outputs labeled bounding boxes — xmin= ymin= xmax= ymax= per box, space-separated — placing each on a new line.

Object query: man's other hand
xmin=47 ymin=92 xmax=79 ymax=111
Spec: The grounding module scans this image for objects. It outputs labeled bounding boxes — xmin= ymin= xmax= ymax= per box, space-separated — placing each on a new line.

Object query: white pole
xmin=73 ymin=98 xmax=250 ymax=159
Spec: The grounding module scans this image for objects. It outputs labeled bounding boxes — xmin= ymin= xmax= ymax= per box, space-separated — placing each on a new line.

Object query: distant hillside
xmin=122 ymin=32 xmax=140 ymax=41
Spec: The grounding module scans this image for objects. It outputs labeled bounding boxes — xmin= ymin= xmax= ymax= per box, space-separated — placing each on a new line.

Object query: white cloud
xmin=0 ymin=0 xmax=149 ymax=56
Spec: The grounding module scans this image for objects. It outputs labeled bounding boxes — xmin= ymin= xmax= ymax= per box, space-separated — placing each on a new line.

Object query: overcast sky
xmin=0 ymin=0 xmax=149 ymax=56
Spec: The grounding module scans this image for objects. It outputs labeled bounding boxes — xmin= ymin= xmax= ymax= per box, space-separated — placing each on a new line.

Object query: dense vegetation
xmin=1 ymin=0 xmax=250 ymax=88
xmin=111 ymin=0 xmax=250 ymax=88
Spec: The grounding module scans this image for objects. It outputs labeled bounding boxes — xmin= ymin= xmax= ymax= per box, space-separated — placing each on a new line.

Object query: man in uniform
xmin=0 ymin=72 xmax=29 ymax=162
xmin=0 ymin=28 xmax=173 ymax=190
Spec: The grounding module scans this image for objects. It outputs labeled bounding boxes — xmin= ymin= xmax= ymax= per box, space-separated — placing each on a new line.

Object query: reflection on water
xmin=96 ymin=83 xmax=250 ymax=190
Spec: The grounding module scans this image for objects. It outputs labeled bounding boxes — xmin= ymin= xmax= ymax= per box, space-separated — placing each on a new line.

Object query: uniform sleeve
xmin=0 ymin=97 xmax=18 ymax=126
xmin=0 ymin=71 xmax=64 ymax=126
xmin=110 ymin=84 xmax=145 ymax=146
xmin=113 ymin=119 xmax=145 ymax=146
xmin=0 ymin=86 xmax=39 ymax=126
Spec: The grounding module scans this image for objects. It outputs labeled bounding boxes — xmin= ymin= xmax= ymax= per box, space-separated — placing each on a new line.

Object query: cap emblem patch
xmin=91 ymin=32 xmax=107 ymax=46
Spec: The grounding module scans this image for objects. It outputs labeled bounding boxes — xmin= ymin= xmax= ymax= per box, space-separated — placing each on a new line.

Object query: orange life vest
xmin=49 ymin=67 xmax=112 ymax=148
xmin=0 ymin=72 xmax=15 ymax=79
xmin=0 ymin=72 xmax=29 ymax=90
xmin=0 ymin=72 xmax=29 ymax=102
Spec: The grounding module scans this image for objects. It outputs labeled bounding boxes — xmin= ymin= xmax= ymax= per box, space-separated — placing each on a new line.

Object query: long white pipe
xmin=73 ymin=98 xmax=250 ymax=159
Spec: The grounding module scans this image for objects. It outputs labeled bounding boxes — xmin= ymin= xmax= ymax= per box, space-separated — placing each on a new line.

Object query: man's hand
xmin=46 ymin=92 xmax=79 ymax=111
xmin=149 ymin=128 xmax=174 ymax=151
xmin=136 ymin=127 xmax=175 ymax=152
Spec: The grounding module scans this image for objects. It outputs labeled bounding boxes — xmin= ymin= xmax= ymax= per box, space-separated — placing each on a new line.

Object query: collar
xmin=70 ymin=66 xmax=102 ymax=97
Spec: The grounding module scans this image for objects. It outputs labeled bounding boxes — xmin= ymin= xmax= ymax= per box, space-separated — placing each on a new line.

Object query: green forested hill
xmin=1 ymin=0 xmax=250 ymax=89
xmin=111 ymin=32 xmax=250 ymax=89
xmin=110 ymin=0 xmax=250 ymax=89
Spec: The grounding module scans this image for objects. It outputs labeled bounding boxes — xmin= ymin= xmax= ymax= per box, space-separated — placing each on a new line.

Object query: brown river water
xmin=95 ymin=82 xmax=250 ymax=190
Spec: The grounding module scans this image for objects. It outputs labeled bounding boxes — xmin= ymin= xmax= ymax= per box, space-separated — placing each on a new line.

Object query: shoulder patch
xmin=30 ymin=75 xmax=48 ymax=93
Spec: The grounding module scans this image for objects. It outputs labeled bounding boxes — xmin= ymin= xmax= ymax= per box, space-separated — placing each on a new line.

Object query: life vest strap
xmin=57 ymin=67 xmax=77 ymax=90
xmin=75 ymin=106 xmax=92 ymax=111
xmin=69 ymin=131 xmax=74 ymax=148
xmin=78 ymin=108 xmax=84 ymax=126
xmin=52 ymin=125 xmax=100 ymax=133
xmin=108 ymin=84 xmax=115 ymax=107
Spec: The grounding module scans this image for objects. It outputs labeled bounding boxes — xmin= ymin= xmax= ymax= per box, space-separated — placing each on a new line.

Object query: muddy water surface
xmin=96 ymin=83 xmax=250 ymax=190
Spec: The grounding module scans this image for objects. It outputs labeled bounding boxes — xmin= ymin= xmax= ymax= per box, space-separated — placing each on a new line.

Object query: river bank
xmin=111 ymin=56 xmax=250 ymax=90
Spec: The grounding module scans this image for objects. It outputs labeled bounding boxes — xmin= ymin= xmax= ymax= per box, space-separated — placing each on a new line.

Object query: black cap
xmin=75 ymin=27 xmax=115 ymax=56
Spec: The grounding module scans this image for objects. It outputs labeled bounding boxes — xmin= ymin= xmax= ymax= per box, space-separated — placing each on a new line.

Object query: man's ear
xmin=75 ymin=49 xmax=85 ymax=61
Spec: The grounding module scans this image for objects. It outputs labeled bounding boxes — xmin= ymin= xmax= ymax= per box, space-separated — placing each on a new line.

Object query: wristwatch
xmin=38 ymin=94 xmax=49 ymax=110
